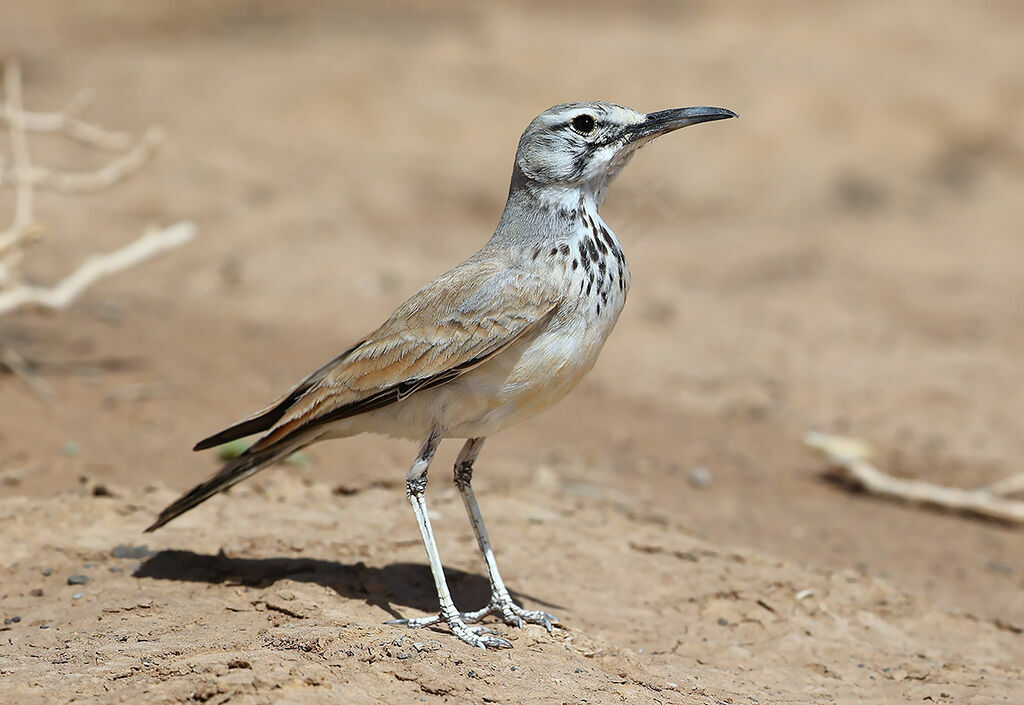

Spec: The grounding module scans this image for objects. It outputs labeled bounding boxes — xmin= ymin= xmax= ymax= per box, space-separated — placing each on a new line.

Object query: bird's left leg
xmin=452 ymin=437 xmax=559 ymax=631
xmin=386 ymin=428 xmax=511 ymax=649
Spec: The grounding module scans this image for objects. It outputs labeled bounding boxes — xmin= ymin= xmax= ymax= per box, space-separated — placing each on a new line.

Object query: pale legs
xmin=391 ymin=429 xmax=511 ymax=649
xmin=389 ymin=435 xmax=557 ymax=645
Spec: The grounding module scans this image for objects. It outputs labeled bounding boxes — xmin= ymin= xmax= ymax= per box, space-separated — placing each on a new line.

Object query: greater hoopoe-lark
xmin=148 ymin=102 xmax=736 ymax=649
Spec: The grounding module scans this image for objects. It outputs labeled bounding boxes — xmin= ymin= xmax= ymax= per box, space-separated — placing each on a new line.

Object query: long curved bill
xmin=626 ymin=106 xmax=737 ymax=143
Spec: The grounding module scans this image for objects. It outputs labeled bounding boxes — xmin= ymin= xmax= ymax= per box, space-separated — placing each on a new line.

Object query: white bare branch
xmin=0 ymin=59 xmax=36 ymax=256
xmin=0 ymin=127 xmax=163 ymax=194
xmin=0 ymin=57 xmax=193 ymax=325
xmin=805 ymin=431 xmax=1024 ymax=524
xmin=0 ymin=87 xmax=133 ymax=151
xmin=0 ymin=221 xmax=195 ymax=315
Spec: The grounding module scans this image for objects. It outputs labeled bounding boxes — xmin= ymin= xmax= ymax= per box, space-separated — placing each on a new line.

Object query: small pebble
xmin=396 ymin=652 xmax=412 ymax=660
xmin=467 ymin=670 xmax=478 ymax=679
xmin=4 ymin=616 xmax=21 ymax=625
xmin=689 ymin=466 xmax=712 ymax=488
xmin=412 ymin=642 xmax=425 ymax=652
xmin=111 ymin=544 xmax=153 ymax=560
xmin=109 ymin=566 xmax=124 ymax=574
xmin=67 ymin=575 xmax=90 ymax=586
xmin=39 ymin=624 xmax=49 ymax=629
xmin=41 ymin=568 xmax=52 ymax=577
xmin=61 ymin=442 xmax=80 ymax=457
xmin=72 ymin=592 xmax=83 ymax=600
xmin=29 ymin=588 xmax=43 ymax=597
xmin=717 ymin=617 xmax=729 ymax=626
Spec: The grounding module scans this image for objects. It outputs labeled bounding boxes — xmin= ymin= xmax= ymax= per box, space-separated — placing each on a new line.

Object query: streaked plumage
xmin=148 ymin=101 xmax=736 ymax=649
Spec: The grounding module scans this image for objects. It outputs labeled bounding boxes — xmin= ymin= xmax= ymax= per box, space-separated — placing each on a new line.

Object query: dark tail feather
xmin=192 ymin=415 xmax=283 ymax=452
xmin=146 ymin=437 xmax=308 ymax=532
xmin=193 ymin=342 xmax=365 ymax=452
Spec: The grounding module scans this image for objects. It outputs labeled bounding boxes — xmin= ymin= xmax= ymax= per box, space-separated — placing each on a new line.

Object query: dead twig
xmin=0 ymin=87 xmax=133 ymax=151
xmin=0 ymin=59 xmax=35 ymax=256
xmin=0 ymin=126 xmax=163 ymax=194
xmin=805 ymin=431 xmax=1024 ymax=524
xmin=0 ymin=57 xmax=194 ymax=318
xmin=0 ymin=221 xmax=195 ymax=315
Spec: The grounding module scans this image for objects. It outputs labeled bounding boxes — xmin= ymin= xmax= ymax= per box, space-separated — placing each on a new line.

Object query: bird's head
xmin=511 ymin=101 xmax=736 ymax=206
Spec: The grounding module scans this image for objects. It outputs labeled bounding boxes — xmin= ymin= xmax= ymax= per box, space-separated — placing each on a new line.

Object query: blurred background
xmin=2 ymin=0 xmax=1022 ymax=626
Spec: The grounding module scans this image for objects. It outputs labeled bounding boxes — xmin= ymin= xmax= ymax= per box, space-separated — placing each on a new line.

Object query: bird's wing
xmin=202 ymin=256 xmax=562 ymax=453
xmin=150 ymin=256 xmax=561 ymax=532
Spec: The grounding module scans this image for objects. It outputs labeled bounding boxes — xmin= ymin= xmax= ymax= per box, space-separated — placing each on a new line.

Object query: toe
xmin=480 ymin=635 xmax=513 ymax=649
xmin=385 ymin=614 xmax=442 ymax=629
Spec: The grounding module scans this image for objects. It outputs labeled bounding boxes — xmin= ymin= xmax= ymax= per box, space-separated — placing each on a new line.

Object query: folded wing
xmin=147 ymin=257 xmax=560 ymax=532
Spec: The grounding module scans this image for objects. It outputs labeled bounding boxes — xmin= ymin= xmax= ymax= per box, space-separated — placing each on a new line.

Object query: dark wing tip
xmin=192 ymin=436 xmax=219 ymax=452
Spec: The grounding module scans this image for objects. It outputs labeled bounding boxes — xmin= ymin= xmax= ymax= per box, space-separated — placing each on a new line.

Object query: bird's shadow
xmin=133 ymin=550 xmax=558 ymax=621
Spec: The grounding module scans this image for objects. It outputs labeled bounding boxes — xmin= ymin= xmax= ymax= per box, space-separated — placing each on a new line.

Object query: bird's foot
xmin=403 ymin=594 xmax=557 ymax=631
xmin=470 ymin=595 xmax=559 ymax=632
xmin=387 ymin=611 xmax=512 ymax=650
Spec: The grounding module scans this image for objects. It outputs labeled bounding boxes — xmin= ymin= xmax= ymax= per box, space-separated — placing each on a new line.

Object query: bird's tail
xmin=145 ymin=433 xmax=314 ymax=533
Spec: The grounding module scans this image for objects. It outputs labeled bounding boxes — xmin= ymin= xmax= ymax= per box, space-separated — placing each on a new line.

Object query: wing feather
xmin=199 ymin=254 xmax=561 ymax=453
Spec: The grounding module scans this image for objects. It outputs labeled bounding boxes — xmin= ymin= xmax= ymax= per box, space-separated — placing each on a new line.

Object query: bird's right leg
xmin=386 ymin=428 xmax=511 ymax=650
xmin=451 ymin=437 xmax=558 ymax=631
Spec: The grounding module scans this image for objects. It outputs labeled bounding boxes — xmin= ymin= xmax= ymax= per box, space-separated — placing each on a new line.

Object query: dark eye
xmin=570 ymin=114 xmax=596 ymax=135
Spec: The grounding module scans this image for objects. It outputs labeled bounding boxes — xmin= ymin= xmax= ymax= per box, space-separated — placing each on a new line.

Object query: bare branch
xmin=0 ymin=126 xmax=163 ymax=194
xmin=0 ymin=57 xmax=193 ymax=324
xmin=0 ymin=59 xmax=36 ymax=255
xmin=0 ymin=221 xmax=196 ymax=315
xmin=805 ymin=431 xmax=1024 ymax=524
xmin=0 ymin=87 xmax=133 ymax=151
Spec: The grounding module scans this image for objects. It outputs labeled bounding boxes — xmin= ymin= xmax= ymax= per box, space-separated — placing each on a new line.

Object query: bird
xmin=147 ymin=101 xmax=736 ymax=649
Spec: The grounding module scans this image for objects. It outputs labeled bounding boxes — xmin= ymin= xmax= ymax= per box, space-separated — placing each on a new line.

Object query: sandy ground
xmin=2 ymin=1 xmax=1023 ymax=703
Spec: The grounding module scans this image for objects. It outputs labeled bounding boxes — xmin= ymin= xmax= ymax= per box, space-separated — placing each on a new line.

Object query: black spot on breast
xmin=571 ymin=259 xmax=578 ymax=270
xmin=587 ymin=238 xmax=599 ymax=262
xmin=596 ymin=303 xmax=602 ymax=315
xmin=532 ymin=247 xmax=541 ymax=261
xmin=550 ymin=247 xmax=558 ymax=256
xmin=559 ymin=243 xmax=570 ymax=256
xmin=598 ymin=260 xmax=606 ymax=274
xmin=578 ymin=242 xmax=592 ymax=272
